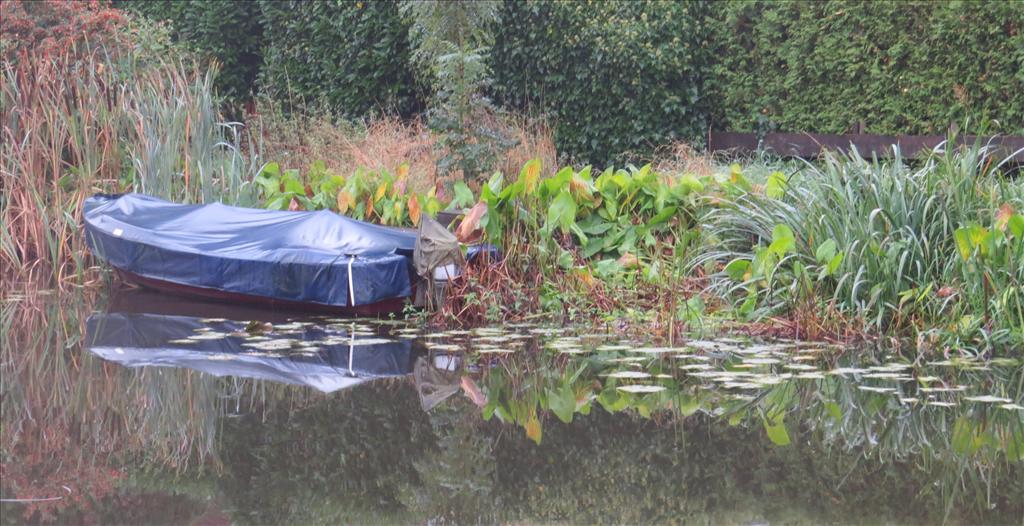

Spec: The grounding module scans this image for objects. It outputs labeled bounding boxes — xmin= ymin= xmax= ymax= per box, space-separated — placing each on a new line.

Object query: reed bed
xmin=0 ymin=45 xmax=262 ymax=286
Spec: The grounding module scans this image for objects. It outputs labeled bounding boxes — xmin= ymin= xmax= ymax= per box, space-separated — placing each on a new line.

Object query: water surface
xmin=2 ymin=287 xmax=1021 ymax=524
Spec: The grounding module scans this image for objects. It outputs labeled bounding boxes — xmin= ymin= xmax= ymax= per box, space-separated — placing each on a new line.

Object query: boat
xmin=83 ymin=193 xmax=476 ymax=315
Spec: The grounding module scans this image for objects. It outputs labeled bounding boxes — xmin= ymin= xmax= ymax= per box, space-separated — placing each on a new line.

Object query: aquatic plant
xmin=699 ymin=144 xmax=1024 ymax=352
xmin=0 ymin=20 xmax=262 ymax=285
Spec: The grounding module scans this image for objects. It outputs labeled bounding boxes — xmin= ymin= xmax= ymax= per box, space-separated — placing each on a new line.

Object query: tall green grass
xmin=698 ymin=144 xmax=1024 ymax=351
xmin=0 ymin=44 xmax=262 ymax=285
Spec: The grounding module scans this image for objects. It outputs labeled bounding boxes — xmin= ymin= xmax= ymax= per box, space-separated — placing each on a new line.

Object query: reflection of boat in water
xmin=86 ymin=305 xmax=416 ymax=393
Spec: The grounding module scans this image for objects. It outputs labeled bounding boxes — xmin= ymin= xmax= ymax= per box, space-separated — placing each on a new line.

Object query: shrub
xmin=258 ymin=0 xmax=425 ymax=118
xmin=489 ymin=0 xmax=714 ymax=166
xmin=710 ymin=0 xmax=1024 ymax=135
xmin=115 ymin=0 xmax=263 ymax=101
xmin=0 ymin=0 xmax=127 ymax=60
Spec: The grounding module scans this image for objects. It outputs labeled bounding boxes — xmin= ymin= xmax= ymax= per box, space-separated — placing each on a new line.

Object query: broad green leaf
xmin=766 ymin=171 xmax=787 ymax=198
xmin=676 ymin=174 xmax=704 ymax=194
xmin=547 ymin=190 xmax=577 ymax=234
xmin=769 ymin=224 xmax=795 ymax=255
xmin=450 ymin=181 xmax=475 ymax=210
xmin=647 ymin=206 xmax=677 ymax=227
xmin=724 ymin=258 xmax=751 ymax=281
xmin=815 ymin=239 xmax=838 ymax=264
xmin=1007 ymin=214 xmax=1024 ymax=238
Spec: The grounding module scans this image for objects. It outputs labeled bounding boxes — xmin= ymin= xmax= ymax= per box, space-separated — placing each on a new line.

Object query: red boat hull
xmin=115 ymin=269 xmax=410 ymax=317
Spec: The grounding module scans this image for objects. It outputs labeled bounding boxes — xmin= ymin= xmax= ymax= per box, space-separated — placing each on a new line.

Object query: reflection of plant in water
xmin=217 ymin=378 xmax=432 ymax=524
xmin=474 ymin=347 xmax=1023 ymax=519
xmin=397 ymin=398 xmax=498 ymax=524
xmin=0 ymin=288 xmax=321 ymax=522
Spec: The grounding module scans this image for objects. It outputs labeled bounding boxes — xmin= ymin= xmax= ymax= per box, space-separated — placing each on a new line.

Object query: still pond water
xmin=1 ymin=286 xmax=1022 ymax=525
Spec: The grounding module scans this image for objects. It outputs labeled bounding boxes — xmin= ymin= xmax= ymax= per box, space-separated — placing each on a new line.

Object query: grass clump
xmin=699 ymin=144 xmax=1023 ymax=352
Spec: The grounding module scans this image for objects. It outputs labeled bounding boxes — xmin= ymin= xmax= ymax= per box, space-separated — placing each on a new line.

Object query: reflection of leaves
xmin=525 ymin=412 xmax=542 ymax=445
xmin=764 ymin=415 xmax=791 ymax=446
xmin=547 ymin=384 xmax=576 ymax=424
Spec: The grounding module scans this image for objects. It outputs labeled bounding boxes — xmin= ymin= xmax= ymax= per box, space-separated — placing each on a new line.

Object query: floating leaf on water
xmin=783 ymin=363 xmax=818 ymax=371
xmin=528 ymin=327 xmax=565 ymax=336
xmin=274 ymin=322 xmax=307 ymax=330
xmin=616 ymin=385 xmax=666 ymax=393
xmin=556 ymin=348 xmax=587 ymax=354
xmin=427 ymin=343 xmax=463 ymax=351
xmin=654 ymin=374 xmax=673 ymax=379
xmin=207 ymin=354 xmax=236 ymax=361
xmin=601 ymin=371 xmax=651 ymax=379
xmin=999 ymin=403 xmax=1024 ymax=411
xmin=678 ymin=363 xmax=714 ymax=371
xmin=827 ymin=366 xmax=868 ymax=374
xmin=752 ymin=375 xmax=785 ymax=385
xmin=476 ymin=348 xmax=516 ymax=354
xmin=676 ymin=355 xmax=711 ymax=361
xmin=926 ymin=401 xmax=957 ymax=407
xmin=920 ymin=386 xmax=967 ymax=393
xmin=857 ymin=386 xmax=897 ymax=393
xmin=742 ymin=357 xmax=781 ymax=365
xmin=188 ymin=332 xmax=229 ymax=340
xmin=199 ymin=317 xmax=227 ymax=323
xmin=915 ymin=376 xmax=941 ymax=383
xmin=685 ymin=340 xmax=743 ymax=352
xmin=862 ymin=373 xmax=913 ymax=381
xmin=168 ymin=338 xmax=196 ymax=344
xmin=868 ymin=363 xmax=912 ymax=371
xmin=348 ymin=338 xmax=395 ymax=346
xmin=629 ymin=347 xmax=675 ymax=354
xmin=988 ymin=358 xmax=1021 ymax=367
xmin=243 ymin=339 xmax=296 ymax=351
xmin=722 ymin=382 xmax=761 ymax=390
xmin=603 ymin=357 xmax=648 ymax=364
xmin=963 ymin=395 xmax=1013 ymax=403
xmin=899 ymin=397 xmax=920 ymax=404
xmin=794 ymin=372 xmax=826 ymax=380
xmin=596 ymin=344 xmax=634 ymax=352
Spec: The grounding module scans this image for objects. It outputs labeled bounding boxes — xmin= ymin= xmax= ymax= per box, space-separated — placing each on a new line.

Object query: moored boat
xmin=84 ymin=193 xmax=468 ymax=315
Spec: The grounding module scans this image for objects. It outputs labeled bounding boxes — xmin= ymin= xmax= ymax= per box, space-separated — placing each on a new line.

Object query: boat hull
xmin=115 ymin=269 xmax=410 ymax=316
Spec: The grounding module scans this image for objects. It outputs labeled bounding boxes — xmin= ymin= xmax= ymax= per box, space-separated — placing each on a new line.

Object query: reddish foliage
xmin=0 ymin=0 xmax=127 ymax=60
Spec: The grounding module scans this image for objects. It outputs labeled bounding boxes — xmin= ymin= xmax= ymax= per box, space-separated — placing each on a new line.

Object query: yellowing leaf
xmin=336 ymin=190 xmax=354 ymax=214
xmin=995 ymin=203 xmax=1014 ymax=231
xmin=407 ymin=194 xmax=422 ymax=225
xmin=374 ymin=181 xmax=388 ymax=203
xmin=396 ymin=163 xmax=409 ymax=180
xmin=525 ymin=413 xmax=542 ymax=445
xmin=520 ymin=158 xmax=541 ymax=195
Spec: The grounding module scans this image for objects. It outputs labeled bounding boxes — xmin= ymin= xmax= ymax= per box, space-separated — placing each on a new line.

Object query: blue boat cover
xmin=84 ymin=194 xmax=418 ymax=306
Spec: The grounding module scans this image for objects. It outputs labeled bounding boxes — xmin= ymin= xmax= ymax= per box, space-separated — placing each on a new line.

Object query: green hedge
xmin=489 ymin=0 xmax=714 ymax=165
xmin=116 ymin=0 xmax=262 ymax=101
xmin=257 ymin=0 xmax=424 ymax=118
xmin=711 ymin=0 xmax=1024 ymax=135
xmin=117 ymin=0 xmax=1024 ymax=159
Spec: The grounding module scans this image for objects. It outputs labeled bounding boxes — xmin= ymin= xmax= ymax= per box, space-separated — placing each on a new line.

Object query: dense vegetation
xmin=1 ymin=0 xmax=1021 ymax=354
xmin=115 ymin=0 xmax=1023 ymax=161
